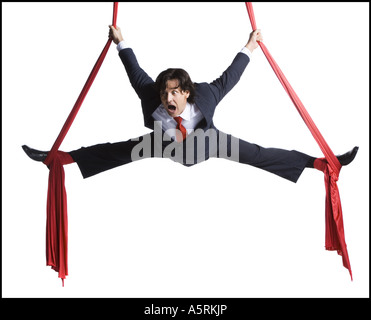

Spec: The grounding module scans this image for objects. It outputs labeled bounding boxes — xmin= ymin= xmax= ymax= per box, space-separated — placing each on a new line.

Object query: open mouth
xmin=167 ymin=105 xmax=177 ymax=115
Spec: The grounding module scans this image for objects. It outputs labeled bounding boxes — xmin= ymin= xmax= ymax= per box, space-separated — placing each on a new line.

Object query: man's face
xmin=160 ymin=79 xmax=190 ymax=117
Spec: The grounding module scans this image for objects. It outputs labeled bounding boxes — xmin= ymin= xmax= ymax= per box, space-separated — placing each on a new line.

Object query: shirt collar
xmin=178 ymin=102 xmax=192 ymax=121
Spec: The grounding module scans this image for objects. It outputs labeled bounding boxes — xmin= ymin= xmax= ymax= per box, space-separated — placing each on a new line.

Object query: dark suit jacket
xmin=118 ymin=48 xmax=250 ymax=131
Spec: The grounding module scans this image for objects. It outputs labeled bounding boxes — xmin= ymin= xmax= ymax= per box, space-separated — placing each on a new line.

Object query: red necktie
xmin=174 ymin=117 xmax=187 ymax=142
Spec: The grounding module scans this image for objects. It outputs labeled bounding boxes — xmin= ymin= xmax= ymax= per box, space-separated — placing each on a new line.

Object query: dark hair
xmin=155 ymin=68 xmax=196 ymax=104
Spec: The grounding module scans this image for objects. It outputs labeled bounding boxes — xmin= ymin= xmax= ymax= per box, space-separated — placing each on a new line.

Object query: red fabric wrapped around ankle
xmin=314 ymin=158 xmax=327 ymax=172
xmin=57 ymin=151 xmax=74 ymax=165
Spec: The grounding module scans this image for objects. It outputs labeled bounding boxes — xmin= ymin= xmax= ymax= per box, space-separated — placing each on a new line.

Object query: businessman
xmin=23 ymin=26 xmax=358 ymax=182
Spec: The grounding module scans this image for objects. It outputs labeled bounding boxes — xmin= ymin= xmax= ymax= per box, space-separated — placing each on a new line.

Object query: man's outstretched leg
xmin=236 ymin=138 xmax=312 ymax=183
xmin=22 ymin=132 xmax=165 ymax=179
xmin=214 ymin=133 xmax=359 ymax=183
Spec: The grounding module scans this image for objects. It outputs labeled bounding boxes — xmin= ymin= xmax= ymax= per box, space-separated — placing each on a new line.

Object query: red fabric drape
xmin=245 ymin=2 xmax=352 ymax=279
xmin=43 ymin=2 xmax=119 ymax=285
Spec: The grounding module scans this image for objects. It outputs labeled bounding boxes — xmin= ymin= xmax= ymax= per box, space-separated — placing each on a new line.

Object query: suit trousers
xmin=69 ymin=129 xmax=311 ymax=183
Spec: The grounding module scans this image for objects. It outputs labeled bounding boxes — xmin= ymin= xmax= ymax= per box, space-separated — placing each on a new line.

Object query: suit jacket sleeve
xmin=208 ymin=52 xmax=250 ymax=105
xmin=194 ymin=52 xmax=250 ymax=128
xmin=118 ymin=48 xmax=161 ymax=128
xmin=118 ymin=48 xmax=156 ymax=98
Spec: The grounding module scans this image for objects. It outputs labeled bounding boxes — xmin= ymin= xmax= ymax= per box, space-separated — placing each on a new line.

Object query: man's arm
xmin=108 ymin=25 xmax=156 ymax=101
xmin=208 ymin=29 xmax=263 ymax=104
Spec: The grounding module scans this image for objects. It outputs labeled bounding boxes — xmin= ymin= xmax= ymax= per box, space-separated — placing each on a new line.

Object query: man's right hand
xmin=109 ymin=25 xmax=124 ymax=44
xmin=245 ymin=29 xmax=263 ymax=53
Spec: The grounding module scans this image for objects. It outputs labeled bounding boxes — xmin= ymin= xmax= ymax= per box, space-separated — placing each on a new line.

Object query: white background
xmin=2 ymin=2 xmax=369 ymax=298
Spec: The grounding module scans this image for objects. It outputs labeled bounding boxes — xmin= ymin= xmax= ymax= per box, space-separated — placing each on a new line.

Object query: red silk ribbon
xmin=43 ymin=2 xmax=118 ymax=285
xmin=245 ymin=2 xmax=352 ymax=279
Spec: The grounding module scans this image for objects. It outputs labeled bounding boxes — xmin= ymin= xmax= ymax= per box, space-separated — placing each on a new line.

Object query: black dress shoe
xmin=22 ymin=145 xmax=48 ymax=162
xmin=337 ymin=146 xmax=359 ymax=166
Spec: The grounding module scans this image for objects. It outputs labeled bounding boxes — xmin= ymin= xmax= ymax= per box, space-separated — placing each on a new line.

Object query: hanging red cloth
xmin=42 ymin=2 xmax=119 ymax=286
xmin=245 ymin=2 xmax=352 ymax=279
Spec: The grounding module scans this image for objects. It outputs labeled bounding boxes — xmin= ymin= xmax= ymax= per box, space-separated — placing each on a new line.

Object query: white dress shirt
xmin=116 ymin=41 xmax=252 ymax=139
